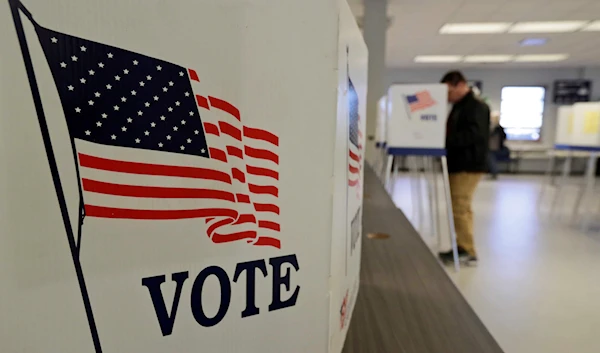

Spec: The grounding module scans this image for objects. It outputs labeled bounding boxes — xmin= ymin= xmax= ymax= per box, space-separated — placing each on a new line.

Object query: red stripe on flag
xmin=78 ymin=153 xmax=231 ymax=184
xmin=349 ymin=150 xmax=360 ymax=162
xmin=203 ymin=123 xmax=219 ymax=136
xmin=246 ymin=165 xmax=278 ymax=180
xmin=348 ymin=179 xmax=359 ymax=187
xmin=348 ymin=165 xmax=360 ymax=174
xmin=226 ymin=146 xmax=243 ymax=158
xmin=209 ymin=148 xmax=228 ymax=162
xmin=236 ymin=194 xmax=251 ymax=203
xmin=209 ymin=97 xmax=240 ymax=121
xmin=243 ymin=126 xmax=279 ymax=146
xmin=231 ymin=168 xmax=245 ymax=183
xmin=219 ymin=121 xmax=242 ymax=141
xmin=259 ymin=220 xmax=280 ymax=231
xmin=82 ymin=179 xmax=236 ymax=201
xmin=85 ymin=205 xmax=235 ymax=220
xmin=234 ymin=214 xmax=256 ymax=225
xmin=196 ymin=95 xmax=209 ymax=109
xmin=253 ymin=203 xmax=280 ymax=214
xmin=188 ymin=69 xmax=200 ymax=82
xmin=249 ymin=184 xmax=278 ymax=197
xmin=245 ymin=146 xmax=279 ymax=164
xmin=254 ymin=237 xmax=281 ymax=248
xmin=212 ymin=231 xmax=256 ymax=244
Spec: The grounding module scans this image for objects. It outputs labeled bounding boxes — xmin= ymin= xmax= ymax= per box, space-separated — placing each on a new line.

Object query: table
xmin=342 ymin=165 xmax=504 ymax=353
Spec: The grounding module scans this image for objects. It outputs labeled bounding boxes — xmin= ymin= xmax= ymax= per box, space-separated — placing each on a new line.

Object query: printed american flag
xmin=406 ymin=90 xmax=436 ymax=112
xmin=348 ymin=78 xmax=362 ymax=191
xmin=36 ymin=25 xmax=281 ymax=248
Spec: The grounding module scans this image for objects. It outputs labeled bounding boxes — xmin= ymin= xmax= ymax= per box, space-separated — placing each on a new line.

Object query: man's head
xmin=440 ymin=70 xmax=470 ymax=103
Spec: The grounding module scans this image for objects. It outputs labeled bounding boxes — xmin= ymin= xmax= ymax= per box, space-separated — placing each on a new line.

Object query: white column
xmin=362 ymin=0 xmax=387 ymax=164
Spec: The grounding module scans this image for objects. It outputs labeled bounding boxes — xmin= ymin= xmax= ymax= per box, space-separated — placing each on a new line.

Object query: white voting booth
xmin=385 ymin=84 xmax=447 ymax=155
xmin=541 ymin=102 xmax=600 ymax=230
xmin=555 ymin=105 xmax=574 ymax=148
xmin=376 ymin=96 xmax=388 ymax=148
xmin=0 ymin=0 xmax=366 ymax=352
xmin=383 ymin=84 xmax=460 ymax=270
xmin=371 ymin=95 xmax=388 ymax=177
xmin=572 ymin=102 xmax=600 ymax=148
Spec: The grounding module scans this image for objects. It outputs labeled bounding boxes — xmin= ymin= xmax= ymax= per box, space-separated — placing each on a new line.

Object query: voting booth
xmin=571 ymin=102 xmax=600 ymax=148
xmin=376 ymin=96 xmax=388 ymax=149
xmin=0 ymin=0 xmax=366 ymax=352
xmin=383 ymin=83 xmax=461 ymax=270
xmin=385 ymin=84 xmax=447 ymax=154
xmin=372 ymin=95 xmax=388 ymax=179
xmin=555 ymin=105 xmax=574 ymax=148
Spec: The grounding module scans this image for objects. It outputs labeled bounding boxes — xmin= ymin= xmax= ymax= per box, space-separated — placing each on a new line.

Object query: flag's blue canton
xmin=406 ymin=95 xmax=418 ymax=104
xmin=348 ymin=78 xmax=359 ymax=148
xmin=36 ymin=26 xmax=209 ymax=157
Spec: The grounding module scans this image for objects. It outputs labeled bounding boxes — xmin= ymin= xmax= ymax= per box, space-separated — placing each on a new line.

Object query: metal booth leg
xmin=441 ymin=156 xmax=459 ymax=272
xmin=384 ymin=154 xmax=394 ymax=193
xmin=551 ymin=152 xmax=572 ymax=217
xmin=432 ymin=157 xmax=442 ymax=249
xmin=581 ymin=153 xmax=599 ymax=231
xmin=425 ymin=156 xmax=438 ymax=243
xmin=538 ymin=152 xmax=556 ymax=211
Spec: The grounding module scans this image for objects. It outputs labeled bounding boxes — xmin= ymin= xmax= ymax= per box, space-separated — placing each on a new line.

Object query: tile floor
xmin=389 ymin=171 xmax=600 ymax=353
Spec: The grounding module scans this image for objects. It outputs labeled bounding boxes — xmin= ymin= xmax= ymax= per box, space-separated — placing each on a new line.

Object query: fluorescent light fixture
xmin=509 ymin=21 xmax=588 ymax=33
xmin=464 ymin=55 xmax=514 ymax=63
xmin=414 ymin=55 xmax=463 ymax=63
xmin=519 ymin=38 xmax=548 ymax=46
xmin=440 ymin=22 xmax=512 ymax=34
xmin=514 ymin=54 xmax=569 ymax=62
xmin=582 ymin=20 xmax=600 ymax=31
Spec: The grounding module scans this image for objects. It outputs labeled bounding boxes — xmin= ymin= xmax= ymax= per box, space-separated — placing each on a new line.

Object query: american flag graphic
xmin=36 ymin=25 xmax=281 ymax=248
xmin=347 ymin=77 xmax=362 ymax=190
xmin=405 ymin=90 xmax=436 ymax=112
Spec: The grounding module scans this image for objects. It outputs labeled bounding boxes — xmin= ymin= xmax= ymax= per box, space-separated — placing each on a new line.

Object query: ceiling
xmin=349 ymin=0 xmax=600 ymax=68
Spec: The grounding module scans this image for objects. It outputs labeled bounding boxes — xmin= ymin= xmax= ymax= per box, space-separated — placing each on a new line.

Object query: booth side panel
xmin=0 ymin=0 xmax=339 ymax=352
xmin=328 ymin=1 xmax=368 ymax=352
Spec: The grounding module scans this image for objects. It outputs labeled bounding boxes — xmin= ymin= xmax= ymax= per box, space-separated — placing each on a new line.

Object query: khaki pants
xmin=449 ymin=172 xmax=482 ymax=256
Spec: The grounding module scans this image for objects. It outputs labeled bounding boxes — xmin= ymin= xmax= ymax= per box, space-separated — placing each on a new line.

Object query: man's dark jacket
xmin=445 ymin=90 xmax=490 ymax=173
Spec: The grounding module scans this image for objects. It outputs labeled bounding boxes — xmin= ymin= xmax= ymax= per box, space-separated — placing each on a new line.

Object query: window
xmin=500 ymin=86 xmax=545 ymax=141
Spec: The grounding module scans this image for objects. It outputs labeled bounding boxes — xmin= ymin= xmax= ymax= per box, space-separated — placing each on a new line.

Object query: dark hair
xmin=440 ymin=70 xmax=467 ymax=86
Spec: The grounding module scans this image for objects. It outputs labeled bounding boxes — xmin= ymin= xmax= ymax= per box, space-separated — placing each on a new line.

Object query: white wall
xmin=385 ymin=66 xmax=600 ymax=172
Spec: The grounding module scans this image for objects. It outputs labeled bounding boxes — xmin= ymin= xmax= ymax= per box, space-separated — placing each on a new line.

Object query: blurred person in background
xmin=488 ymin=110 xmax=508 ymax=180
xmin=438 ymin=71 xmax=490 ymax=266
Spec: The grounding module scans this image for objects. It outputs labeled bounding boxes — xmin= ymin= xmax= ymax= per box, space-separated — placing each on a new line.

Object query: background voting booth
xmin=371 ymin=95 xmax=388 ymax=174
xmin=540 ymin=103 xmax=600 ymax=231
xmin=0 ymin=0 xmax=366 ymax=352
xmin=383 ymin=84 xmax=461 ymax=270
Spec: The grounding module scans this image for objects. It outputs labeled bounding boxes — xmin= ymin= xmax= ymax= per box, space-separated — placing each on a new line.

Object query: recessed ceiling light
xmin=582 ymin=20 xmax=600 ymax=31
xmin=439 ymin=22 xmax=512 ymax=34
xmin=464 ymin=55 xmax=514 ymax=63
xmin=514 ymin=54 xmax=569 ymax=62
xmin=414 ymin=55 xmax=463 ymax=63
xmin=519 ymin=38 xmax=548 ymax=46
xmin=509 ymin=21 xmax=588 ymax=33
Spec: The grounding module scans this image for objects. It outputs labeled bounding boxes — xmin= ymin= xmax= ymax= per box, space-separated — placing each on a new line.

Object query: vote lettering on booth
xmin=0 ymin=0 xmax=367 ymax=352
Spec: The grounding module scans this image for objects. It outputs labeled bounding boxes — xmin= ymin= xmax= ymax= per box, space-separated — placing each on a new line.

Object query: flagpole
xmin=8 ymin=1 xmax=103 ymax=351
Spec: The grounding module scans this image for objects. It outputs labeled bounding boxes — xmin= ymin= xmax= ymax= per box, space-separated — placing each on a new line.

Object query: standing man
xmin=438 ymin=71 xmax=490 ymax=266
